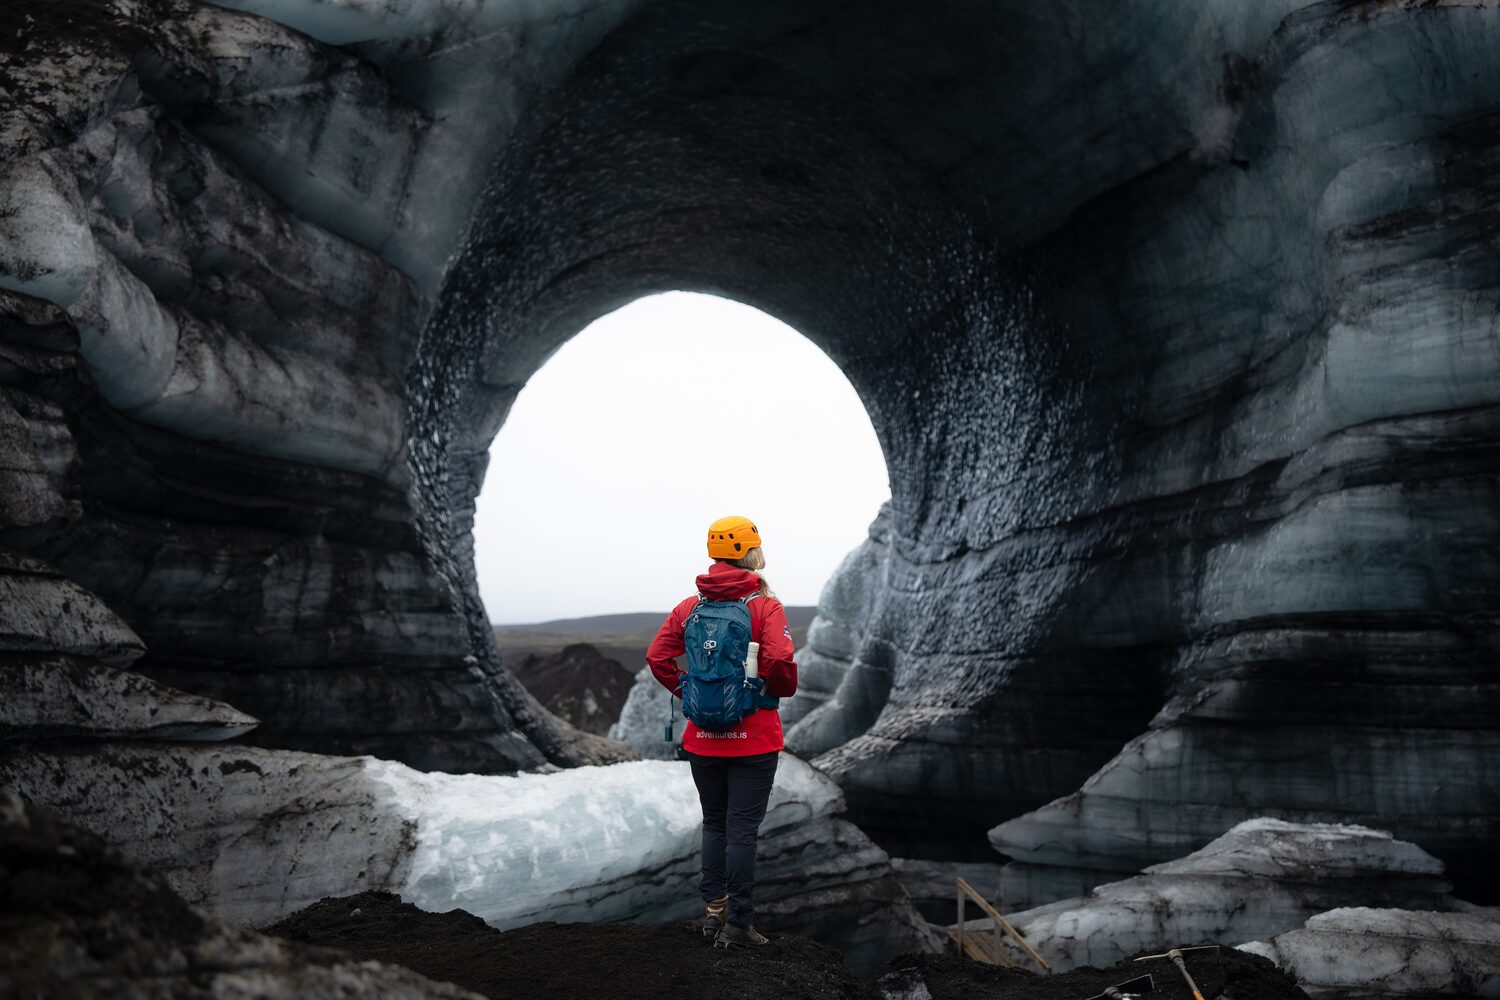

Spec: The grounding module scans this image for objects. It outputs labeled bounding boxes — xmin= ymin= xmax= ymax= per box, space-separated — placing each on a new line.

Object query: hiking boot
xmin=700 ymin=895 xmax=729 ymax=938
xmin=714 ymin=923 xmax=769 ymax=948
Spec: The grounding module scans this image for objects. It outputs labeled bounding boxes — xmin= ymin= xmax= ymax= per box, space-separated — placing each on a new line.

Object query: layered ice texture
xmin=2 ymin=0 xmax=1500 ymax=974
xmin=609 ymin=670 xmax=678 ymax=761
xmin=967 ymin=819 xmax=1480 ymax=974
xmin=1241 ymin=908 xmax=1500 ymax=999
xmin=0 ymin=745 xmax=935 ymax=971
xmin=376 ymin=755 xmax=839 ymax=926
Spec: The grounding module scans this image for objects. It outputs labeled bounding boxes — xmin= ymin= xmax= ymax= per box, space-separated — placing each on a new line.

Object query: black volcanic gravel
xmin=510 ymin=643 xmax=634 ymax=735
xmin=263 ymin=891 xmax=1310 ymax=1000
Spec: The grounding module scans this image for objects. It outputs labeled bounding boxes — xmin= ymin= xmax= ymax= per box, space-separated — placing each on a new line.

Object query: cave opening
xmin=472 ymin=290 xmax=891 ymax=627
xmin=6 ymin=3 xmax=1499 ymax=974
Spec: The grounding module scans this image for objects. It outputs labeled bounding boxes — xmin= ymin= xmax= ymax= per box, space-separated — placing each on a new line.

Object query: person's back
xmin=646 ymin=515 xmax=798 ymax=947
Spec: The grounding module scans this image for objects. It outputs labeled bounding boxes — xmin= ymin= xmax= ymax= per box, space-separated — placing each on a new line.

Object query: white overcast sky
xmin=473 ymin=292 xmax=890 ymax=624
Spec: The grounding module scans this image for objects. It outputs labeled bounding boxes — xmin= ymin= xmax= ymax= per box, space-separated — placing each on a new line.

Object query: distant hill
xmin=493 ymin=606 xmax=817 ymax=677
xmin=498 ymin=606 xmax=817 ymax=635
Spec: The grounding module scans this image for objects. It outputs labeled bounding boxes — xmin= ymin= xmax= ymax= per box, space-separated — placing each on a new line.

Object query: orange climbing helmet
xmin=707 ymin=515 xmax=762 ymax=560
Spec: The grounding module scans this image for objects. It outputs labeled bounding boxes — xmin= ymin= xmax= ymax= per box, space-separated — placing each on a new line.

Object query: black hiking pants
xmin=687 ymin=750 xmax=779 ymax=928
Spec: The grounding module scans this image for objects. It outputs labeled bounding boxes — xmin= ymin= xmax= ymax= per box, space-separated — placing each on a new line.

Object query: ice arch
xmin=0 ymin=0 xmax=1496 ymax=904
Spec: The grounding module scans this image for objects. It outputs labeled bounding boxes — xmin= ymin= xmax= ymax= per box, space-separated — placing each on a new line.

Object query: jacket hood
xmin=695 ymin=562 xmax=762 ymax=601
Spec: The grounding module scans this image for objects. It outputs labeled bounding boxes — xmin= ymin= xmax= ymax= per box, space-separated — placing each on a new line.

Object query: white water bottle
xmin=744 ymin=641 xmax=760 ymax=679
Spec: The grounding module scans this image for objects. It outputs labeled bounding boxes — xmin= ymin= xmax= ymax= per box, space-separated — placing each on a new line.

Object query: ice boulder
xmin=376 ymin=754 xmax=840 ymax=926
xmin=1240 ymin=908 xmax=1500 ymax=998
xmin=373 ymin=751 xmax=939 ymax=971
xmin=973 ymin=819 xmax=1461 ymax=972
xmin=608 ymin=667 xmax=679 ymax=759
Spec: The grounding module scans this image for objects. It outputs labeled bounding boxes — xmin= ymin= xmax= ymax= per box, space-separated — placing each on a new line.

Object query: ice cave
xmin=1 ymin=0 xmax=1497 ymax=997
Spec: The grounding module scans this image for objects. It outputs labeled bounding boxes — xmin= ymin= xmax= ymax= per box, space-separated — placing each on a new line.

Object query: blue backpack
xmin=665 ymin=596 xmax=780 ymax=739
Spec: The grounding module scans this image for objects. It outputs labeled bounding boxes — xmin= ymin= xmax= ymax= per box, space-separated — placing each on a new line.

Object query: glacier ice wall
xmin=0 ymin=0 xmax=630 ymax=771
xmin=1 ymin=0 xmax=1498 ymax=907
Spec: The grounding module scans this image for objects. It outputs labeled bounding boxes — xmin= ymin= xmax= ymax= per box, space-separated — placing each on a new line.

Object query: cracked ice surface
xmin=979 ymin=819 xmax=1461 ymax=973
xmin=1240 ymin=908 xmax=1500 ymax=998
xmin=369 ymin=754 xmax=841 ymax=927
xmin=1 ymin=744 xmax=839 ymax=926
xmin=1145 ymin=819 xmax=1447 ymax=881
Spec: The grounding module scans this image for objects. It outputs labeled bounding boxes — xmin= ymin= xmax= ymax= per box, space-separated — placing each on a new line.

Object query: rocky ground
xmin=508 ymin=643 xmax=635 ymax=736
xmin=265 ymin=890 xmax=1308 ymax=1000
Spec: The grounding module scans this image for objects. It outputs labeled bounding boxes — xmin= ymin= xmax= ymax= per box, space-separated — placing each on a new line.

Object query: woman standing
xmin=647 ymin=515 xmax=799 ymax=948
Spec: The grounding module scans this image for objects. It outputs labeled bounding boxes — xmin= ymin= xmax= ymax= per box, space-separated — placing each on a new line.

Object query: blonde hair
xmin=721 ymin=547 xmax=776 ymax=600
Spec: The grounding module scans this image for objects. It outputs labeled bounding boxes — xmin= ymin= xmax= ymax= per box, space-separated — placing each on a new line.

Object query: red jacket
xmin=647 ymin=562 xmax=798 ymax=757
